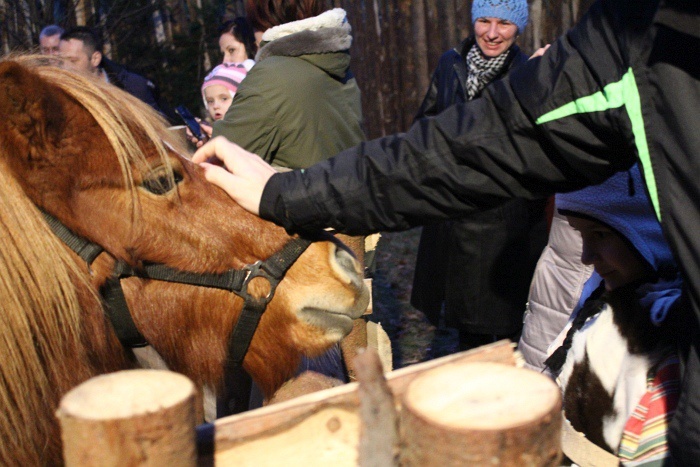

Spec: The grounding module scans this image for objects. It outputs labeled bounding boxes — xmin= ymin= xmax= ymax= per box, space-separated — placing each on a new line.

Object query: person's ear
xmin=90 ymin=50 xmax=102 ymax=69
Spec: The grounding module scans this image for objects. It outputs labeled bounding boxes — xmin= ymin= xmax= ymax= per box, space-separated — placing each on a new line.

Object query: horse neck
xmin=246 ymin=340 xmax=304 ymax=399
xmin=0 ymin=253 xmax=133 ymax=466
xmin=125 ymin=285 xmax=303 ymax=397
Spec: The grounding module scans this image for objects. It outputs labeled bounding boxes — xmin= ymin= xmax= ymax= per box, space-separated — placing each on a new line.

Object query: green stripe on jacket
xmin=536 ymin=68 xmax=660 ymax=221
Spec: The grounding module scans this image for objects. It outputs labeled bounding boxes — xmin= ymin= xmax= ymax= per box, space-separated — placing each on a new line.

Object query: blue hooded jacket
xmin=557 ymin=164 xmax=680 ymax=325
xmin=556 ymin=164 xmax=675 ymax=277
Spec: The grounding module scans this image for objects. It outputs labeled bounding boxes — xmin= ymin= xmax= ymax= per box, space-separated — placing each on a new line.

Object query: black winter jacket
xmin=259 ymin=1 xmax=700 ymax=461
xmin=410 ymin=37 xmax=547 ymax=335
xmin=100 ymin=58 xmax=171 ymax=120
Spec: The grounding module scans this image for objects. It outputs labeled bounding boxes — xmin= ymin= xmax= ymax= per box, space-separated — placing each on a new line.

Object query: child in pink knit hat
xmin=201 ymin=62 xmax=248 ymax=121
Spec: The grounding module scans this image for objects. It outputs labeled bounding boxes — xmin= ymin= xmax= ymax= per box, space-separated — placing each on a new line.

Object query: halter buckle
xmin=241 ymin=260 xmax=278 ymax=306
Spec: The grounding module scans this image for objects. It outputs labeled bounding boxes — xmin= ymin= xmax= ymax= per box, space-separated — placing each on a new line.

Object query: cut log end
xmin=401 ymin=362 xmax=562 ymax=467
xmin=58 ymin=369 xmax=194 ymax=419
xmin=57 ymin=369 xmax=197 ymax=466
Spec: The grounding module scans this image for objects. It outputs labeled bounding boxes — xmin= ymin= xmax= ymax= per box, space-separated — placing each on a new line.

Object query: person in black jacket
xmin=59 ymin=27 xmax=168 ymax=118
xmin=410 ymin=0 xmax=547 ymax=352
xmin=193 ymin=0 xmax=700 ymax=462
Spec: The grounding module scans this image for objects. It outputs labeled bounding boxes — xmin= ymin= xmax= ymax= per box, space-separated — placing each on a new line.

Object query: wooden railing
xmin=58 ymin=341 xmax=563 ymax=466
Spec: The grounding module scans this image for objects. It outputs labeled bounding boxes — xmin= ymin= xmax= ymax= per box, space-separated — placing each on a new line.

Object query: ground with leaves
xmin=368 ymin=228 xmax=459 ymax=369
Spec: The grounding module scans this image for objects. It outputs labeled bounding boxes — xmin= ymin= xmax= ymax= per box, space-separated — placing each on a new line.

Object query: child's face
xmin=204 ymin=85 xmax=233 ymax=121
xmin=567 ymin=216 xmax=650 ymax=291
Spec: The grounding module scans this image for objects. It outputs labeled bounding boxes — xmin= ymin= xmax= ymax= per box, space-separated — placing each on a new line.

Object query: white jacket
xmin=518 ymin=210 xmax=594 ymax=372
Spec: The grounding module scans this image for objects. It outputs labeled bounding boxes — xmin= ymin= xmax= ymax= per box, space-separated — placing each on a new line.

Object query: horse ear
xmin=0 ymin=60 xmax=67 ymax=155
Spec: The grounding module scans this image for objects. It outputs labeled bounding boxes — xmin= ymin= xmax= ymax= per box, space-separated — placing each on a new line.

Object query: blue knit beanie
xmin=556 ymin=164 xmax=675 ymax=275
xmin=472 ymin=0 xmax=529 ymax=33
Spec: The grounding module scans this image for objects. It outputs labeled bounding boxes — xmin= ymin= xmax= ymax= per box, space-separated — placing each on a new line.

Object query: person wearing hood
xmin=546 ymin=164 xmax=682 ymax=463
xmin=410 ymin=0 xmax=548 ymax=353
xmin=212 ymin=1 xmax=365 ymax=170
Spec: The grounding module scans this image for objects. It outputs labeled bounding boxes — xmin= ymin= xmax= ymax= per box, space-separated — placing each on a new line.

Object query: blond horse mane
xmin=0 ymin=165 xmax=94 ymax=463
xmin=0 ymin=55 xmax=189 ymax=464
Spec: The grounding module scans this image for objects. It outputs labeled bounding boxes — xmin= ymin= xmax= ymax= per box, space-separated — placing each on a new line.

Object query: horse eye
xmin=141 ymin=171 xmax=183 ymax=195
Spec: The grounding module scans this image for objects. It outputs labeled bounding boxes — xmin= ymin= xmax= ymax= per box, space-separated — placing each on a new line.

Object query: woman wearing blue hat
xmin=410 ymin=0 xmax=548 ymax=353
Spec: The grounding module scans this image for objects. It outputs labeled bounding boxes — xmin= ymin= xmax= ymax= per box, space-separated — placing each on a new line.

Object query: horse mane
xmin=0 ymin=163 xmax=99 ymax=463
xmin=0 ymin=55 xmax=191 ymax=463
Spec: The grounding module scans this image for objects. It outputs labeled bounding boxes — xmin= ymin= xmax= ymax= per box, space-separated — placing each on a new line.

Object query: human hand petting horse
xmin=0 ymin=55 xmax=368 ymax=465
xmin=193 ymin=137 xmax=275 ymax=215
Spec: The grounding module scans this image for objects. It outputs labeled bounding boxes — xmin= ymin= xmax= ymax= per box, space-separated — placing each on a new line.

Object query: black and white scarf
xmin=465 ymin=44 xmax=511 ymax=100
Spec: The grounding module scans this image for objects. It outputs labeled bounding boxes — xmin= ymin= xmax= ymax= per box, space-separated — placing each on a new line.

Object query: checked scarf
xmin=465 ymin=43 xmax=511 ymax=99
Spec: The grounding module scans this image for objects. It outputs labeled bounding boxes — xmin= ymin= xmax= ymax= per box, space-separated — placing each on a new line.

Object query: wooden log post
xmin=400 ymin=362 xmax=562 ymax=466
xmin=206 ymin=341 xmax=517 ymax=464
xmin=335 ymin=232 xmax=369 ymax=381
xmin=57 ymin=369 xmax=197 ymax=466
xmin=355 ymin=348 xmax=399 ymax=466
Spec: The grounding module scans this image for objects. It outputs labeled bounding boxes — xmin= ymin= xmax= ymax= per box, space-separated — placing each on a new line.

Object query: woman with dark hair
xmin=189 ymin=16 xmax=257 ymax=142
xmin=245 ymin=0 xmax=327 ymax=34
xmin=218 ymin=16 xmax=257 ymax=70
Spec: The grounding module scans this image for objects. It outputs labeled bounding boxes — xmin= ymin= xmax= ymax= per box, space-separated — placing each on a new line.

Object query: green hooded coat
xmin=212 ymin=10 xmax=364 ymax=170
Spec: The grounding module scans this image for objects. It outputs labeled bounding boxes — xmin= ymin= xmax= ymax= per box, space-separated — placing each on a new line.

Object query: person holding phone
xmin=192 ymin=1 xmax=700 ymax=461
xmin=184 ymin=63 xmax=249 ymax=145
xmin=202 ymin=63 xmax=248 ymax=122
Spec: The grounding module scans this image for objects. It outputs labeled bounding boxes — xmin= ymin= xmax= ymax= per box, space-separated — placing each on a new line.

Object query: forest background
xmin=2 ymin=0 xmax=594 ymax=138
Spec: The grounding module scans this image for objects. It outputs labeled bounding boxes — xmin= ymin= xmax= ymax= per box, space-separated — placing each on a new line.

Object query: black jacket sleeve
xmin=259 ymin=0 xmax=643 ymax=236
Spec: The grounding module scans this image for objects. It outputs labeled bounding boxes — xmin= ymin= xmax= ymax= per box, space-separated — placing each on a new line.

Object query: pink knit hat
xmin=201 ymin=62 xmax=248 ymax=106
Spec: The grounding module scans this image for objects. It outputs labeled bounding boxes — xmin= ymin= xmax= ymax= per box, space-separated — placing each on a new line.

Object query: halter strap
xmin=134 ymin=237 xmax=312 ymax=367
xmin=42 ymin=212 xmax=148 ymax=346
xmin=40 ymin=210 xmax=313 ymax=368
xmin=42 ymin=213 xmax=104 ymax=264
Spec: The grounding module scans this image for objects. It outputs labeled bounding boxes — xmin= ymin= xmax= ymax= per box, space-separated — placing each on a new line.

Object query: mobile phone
xmin=175 ymin=105 xmax=204 ymax=141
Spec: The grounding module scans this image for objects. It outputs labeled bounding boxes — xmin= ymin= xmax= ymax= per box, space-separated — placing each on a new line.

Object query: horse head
xmin=0 ymin=56 xmax=369 ymax=464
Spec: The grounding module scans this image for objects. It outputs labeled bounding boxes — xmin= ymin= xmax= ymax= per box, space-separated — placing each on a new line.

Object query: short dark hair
xmin=40 ymin=25 xmax=64 ymax=39
xmin=219 ymin=17 xmax=258 ymax=59
xmin=60 ymin=26 xmax=103 ymax=54
xmin=245 ymin=0 xmax=329 ymax=33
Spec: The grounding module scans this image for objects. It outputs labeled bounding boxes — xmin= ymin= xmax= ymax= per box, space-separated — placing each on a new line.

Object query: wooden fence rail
xmin=58 ymin=341 xmax=564 ymax=466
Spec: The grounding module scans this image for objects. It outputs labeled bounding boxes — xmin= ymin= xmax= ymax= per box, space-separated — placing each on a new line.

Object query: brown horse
xmin=0 ymin=55 xmax=369 ymax=465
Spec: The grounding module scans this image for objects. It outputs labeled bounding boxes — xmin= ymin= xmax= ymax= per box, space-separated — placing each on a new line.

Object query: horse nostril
xmin=334 ymin=244 xmax=358 ymax=276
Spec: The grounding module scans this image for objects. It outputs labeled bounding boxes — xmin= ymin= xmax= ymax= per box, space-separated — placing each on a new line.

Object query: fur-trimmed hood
xmin=256 ymin=8 xmax=352 ymax=65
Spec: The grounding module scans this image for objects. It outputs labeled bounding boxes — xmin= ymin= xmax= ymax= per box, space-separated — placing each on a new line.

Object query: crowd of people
xmin=33 ymin=0 xmax=698 ymax=464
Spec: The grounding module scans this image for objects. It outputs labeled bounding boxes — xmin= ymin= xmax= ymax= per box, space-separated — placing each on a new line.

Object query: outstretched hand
xmin=192 ymin=137 xmax=277 ymax=215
